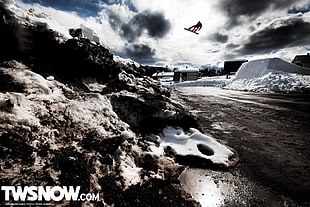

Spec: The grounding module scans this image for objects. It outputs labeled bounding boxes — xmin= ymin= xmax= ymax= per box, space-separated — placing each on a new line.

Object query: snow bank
xmin=168 ymin=75 xmax=231 ymax=87
xmin=0 ymin=57 xmax=198 ymax=205
xmin=151 ymin=127 xmax=236 ymax=167
xmin=234 ymin=58 xmax=310 ymax=79
xmin=0 ymin=60 xmax=132 ymax=136
xmin=0 ymin=60 xmax=139 ymax=193
xmin=225 ymin=58 xmax=310 ymax=92
xmin=225 ymin=70 xmax=310 ymax=92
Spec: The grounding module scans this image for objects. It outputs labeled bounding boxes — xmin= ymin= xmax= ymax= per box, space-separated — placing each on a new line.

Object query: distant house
xmin=173 ymin=68 xmax=200 ymax=82
xmin=292 ymin=53 xmax=310 ymax=68
xmin=224 ymin=60 xmax=248 ymax=75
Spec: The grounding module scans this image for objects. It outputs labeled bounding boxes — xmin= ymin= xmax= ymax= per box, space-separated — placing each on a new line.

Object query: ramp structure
xmin=235 ymin=58 xmax=310 ymax=80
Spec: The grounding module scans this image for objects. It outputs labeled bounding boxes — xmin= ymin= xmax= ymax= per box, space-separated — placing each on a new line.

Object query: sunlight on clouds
xmin=131 ymin=0 xmax=226 ymax=35
xmin=128 ymin=0 xmax=229 ymax=66
xmin=14 ymin=0 xmax=310 ymax=67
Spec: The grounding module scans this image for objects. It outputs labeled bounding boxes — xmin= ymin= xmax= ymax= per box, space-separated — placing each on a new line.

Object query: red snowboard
xmin=184 ymin=28 xmax=199 ymax=34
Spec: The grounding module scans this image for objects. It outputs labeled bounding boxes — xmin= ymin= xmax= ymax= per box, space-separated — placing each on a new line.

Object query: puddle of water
xmin=178 ymin=167 xmax=301 ymax=207
xmin=179 ymin=168 xmax=234 ymax=207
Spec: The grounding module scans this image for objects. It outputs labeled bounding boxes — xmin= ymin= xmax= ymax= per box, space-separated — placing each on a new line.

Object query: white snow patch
xmin=162 ymin=75 xmax=233 ymax=87
xmin=177 ymin=75 xmax=231 ymax=87
xmin=151 ymin=127 xmax=234 ymax=167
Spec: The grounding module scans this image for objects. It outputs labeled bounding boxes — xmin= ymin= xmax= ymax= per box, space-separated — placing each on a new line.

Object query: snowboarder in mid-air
xmin=184 ymin=21 xmax=202 ymax=34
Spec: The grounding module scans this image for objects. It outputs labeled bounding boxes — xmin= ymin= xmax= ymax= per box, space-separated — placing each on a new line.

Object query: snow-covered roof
xmin=174 ymin=68 xmax=199 ymax=73
xmin=152 ymin=72 xmax=174 ymax=77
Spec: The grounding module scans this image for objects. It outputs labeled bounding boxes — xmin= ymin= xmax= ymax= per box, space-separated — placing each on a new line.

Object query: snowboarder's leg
xmin=188 ymin=25 xmax=195 ymax=30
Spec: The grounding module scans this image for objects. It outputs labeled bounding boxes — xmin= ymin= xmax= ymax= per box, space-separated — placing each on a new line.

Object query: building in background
xmin=224 ymin=60 xmax=248 ymax=76
xmin=292 ymin=53 xmax=310 ymax=68
xmin=173 ymin=68 xmax=200 ymax=82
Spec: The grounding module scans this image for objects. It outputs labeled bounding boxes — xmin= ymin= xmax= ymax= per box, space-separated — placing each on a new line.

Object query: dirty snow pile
xmin=225 ymin=58 xmax=310 ymax=93
xmin=0 ymin=2 xmax=204 ymax=205
xmin=0 ymin=59 xmax=196 ymax=206
xmin=0 ymin=1 xmax=238 ymax=206
xmin=0 ymin=60 xmax=131 ymax=186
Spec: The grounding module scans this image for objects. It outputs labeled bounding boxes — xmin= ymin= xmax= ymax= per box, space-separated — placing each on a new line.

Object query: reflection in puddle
xmin=179 ymin=168 xmax=234 ymax=207
xmin=179 ymin=167 xmax=300 ymax=206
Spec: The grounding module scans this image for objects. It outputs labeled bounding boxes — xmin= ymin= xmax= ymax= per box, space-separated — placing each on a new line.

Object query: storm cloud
xmin=237 ymin=17 xmax=310 ymax=55
xmin=120 ymin=11 xmax=171 ymax=42
xmin=219 ymin=0 xmax=302 ymax=27
xmin=210 ymin=32 xmax=229 ymax=43
xmin=21 ymin=0 xmax=102 ymax=17
xmin=125 ymin=44 xmax=157 ymax=64
xmin=289 ymin=3 xmax=310 ymax=14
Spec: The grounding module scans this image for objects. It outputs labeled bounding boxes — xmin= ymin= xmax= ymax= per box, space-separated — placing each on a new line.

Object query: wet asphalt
xmin=172 ymin=87 xmax=310 ymax=207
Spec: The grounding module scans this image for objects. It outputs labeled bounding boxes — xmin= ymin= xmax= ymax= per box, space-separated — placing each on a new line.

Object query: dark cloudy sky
xmin=15 ymin=0 xmax=310 ymax=67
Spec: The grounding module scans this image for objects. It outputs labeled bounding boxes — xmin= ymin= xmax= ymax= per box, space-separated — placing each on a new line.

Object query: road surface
xmin=172 ymin=86 xmax=310 ymax=207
